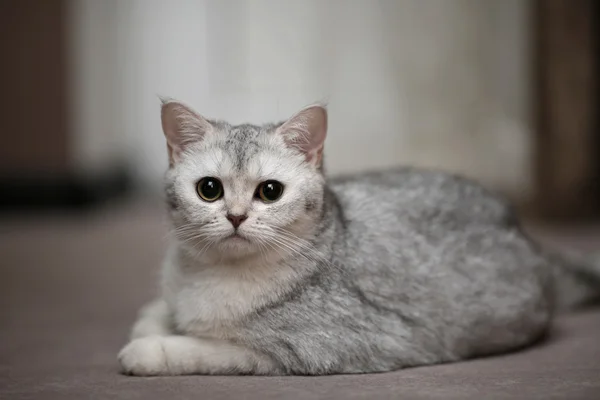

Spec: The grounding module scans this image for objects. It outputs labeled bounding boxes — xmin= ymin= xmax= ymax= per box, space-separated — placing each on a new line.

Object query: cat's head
xmin=161 ymin=99 xmax=328 ymax=262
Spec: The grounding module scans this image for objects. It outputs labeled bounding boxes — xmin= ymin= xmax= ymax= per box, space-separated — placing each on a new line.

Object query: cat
xmin=118 ymin=99 xmax=600 ymax=376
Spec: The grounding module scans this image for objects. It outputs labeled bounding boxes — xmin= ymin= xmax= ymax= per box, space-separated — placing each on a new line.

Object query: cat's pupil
xmin=204 ymin=180 xmax=218 ymax=193
xmin=265 ymin=183 xmax=276 ymax=195
xmin=197 ymin=178 xmax=223 ymax=201
xmin=259 ymin=181 xmax=284 ymax=202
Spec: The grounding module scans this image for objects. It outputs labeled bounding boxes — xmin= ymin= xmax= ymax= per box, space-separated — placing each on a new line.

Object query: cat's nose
xmin=226 ymin=214 xmax=248 ymax=229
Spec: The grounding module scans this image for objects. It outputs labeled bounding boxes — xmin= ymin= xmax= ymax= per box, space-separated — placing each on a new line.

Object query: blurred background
xmin=0 ymin=2 xmax=599 ymax=394
xmin=0 ymin=0 xmax=598 ymax=219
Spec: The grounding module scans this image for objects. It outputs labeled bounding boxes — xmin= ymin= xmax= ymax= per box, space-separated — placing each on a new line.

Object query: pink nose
xmin=226 ymin=214 xmax=248 ymax=228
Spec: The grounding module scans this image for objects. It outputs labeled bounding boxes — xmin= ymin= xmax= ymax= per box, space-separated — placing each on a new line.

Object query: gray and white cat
xmin=118 ymin=100 xmax=600 ymax=376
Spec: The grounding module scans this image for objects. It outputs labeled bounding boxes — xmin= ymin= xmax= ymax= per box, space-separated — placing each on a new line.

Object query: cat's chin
xmin=214 ymin=234 xmax=258 ymax=257
xmin=225 ymin=233 xmax=250 ymax=242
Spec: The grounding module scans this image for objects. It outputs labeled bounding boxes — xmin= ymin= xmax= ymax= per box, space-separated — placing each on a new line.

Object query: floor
xmin=0 ymin=201 xmax=599 ymax=400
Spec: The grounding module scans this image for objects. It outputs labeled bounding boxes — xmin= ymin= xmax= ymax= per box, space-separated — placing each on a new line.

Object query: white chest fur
xmin=161 ymin=247 xmax=299 ymax=339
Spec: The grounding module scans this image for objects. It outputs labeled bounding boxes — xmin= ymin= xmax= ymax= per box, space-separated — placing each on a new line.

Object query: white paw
xmin=118 ymin=336 xmax=171 ymax=376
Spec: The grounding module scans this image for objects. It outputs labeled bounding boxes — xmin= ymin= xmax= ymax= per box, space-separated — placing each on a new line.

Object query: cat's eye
xmin=256 ymin=180 xmax=284 ymax=203
xmin=197 ymin=177 xmax=223 ymax=202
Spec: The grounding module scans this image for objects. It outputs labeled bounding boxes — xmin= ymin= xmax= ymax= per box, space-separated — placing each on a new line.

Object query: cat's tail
xmin=547 ymin=248 xmax=600 ymax=311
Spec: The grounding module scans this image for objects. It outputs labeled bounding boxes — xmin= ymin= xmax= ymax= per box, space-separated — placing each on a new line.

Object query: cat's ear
xmin=275 ymin=105 xmax=328 ymax=166
xmin=160 ymin=98 xmax=213 ymax=164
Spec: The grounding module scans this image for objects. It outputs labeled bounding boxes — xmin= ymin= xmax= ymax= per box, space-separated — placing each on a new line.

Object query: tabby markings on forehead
xmin=218 ymin=125 xmax=264 ymax=172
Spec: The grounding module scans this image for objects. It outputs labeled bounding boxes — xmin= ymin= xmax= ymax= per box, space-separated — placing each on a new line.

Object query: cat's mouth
xmin=225 ymin=232 xmax=250 ymax=242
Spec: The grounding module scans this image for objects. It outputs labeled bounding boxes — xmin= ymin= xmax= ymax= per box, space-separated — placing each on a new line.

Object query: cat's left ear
xmin=160 ymin=98 xmax=213 ymax=165
xmin=275 ymin=105 xmax=328 ymax=166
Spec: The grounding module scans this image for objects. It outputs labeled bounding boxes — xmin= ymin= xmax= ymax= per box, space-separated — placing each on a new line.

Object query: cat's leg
xmin=129 ymin=298 xmax=172 ymax=339
xmin=118 ymin=335 xmax=278 ymax=376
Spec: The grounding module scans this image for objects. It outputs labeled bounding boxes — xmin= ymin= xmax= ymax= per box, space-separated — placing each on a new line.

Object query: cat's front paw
xmin=118 ymin=336 xmax=172 ymax=376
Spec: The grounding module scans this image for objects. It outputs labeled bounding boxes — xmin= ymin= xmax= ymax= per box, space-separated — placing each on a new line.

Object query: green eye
xmin=257 ymin=180 xmax=284 ymax=203
xmin=197 ymin=177 xmax=223 ymax=202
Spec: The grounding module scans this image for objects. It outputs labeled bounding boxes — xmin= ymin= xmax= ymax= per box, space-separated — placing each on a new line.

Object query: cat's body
xmin=118 ymin=101 xmax=599 ymax=376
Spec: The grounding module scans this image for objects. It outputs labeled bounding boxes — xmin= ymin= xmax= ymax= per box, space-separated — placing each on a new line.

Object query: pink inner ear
xmin=276 ymin=105 xmax=328 ymax=165
xmin=160 ymin=101 xmax=212 ymax=163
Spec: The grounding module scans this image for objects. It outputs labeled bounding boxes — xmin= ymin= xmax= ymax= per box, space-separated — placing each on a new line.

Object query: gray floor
xmin=1 ymin=202 xmax=599 ymax=400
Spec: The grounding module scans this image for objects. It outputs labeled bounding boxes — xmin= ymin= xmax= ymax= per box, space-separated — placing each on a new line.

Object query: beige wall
xmin=67 ymin=0 xmax=123 ymax=174
xmin=69 ymin=0 xmax=532 ymax=197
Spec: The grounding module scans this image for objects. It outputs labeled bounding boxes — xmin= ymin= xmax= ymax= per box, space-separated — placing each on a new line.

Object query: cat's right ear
xmin=160 ymin=98 xmax=212 ymax=165
xmin=275 ymin=104 xmax=328 ymax=167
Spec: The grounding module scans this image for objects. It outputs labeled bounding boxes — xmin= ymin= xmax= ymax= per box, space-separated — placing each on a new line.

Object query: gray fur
xmin=140 ymin=105 xmax=600 ymax=376
xmin=234 ymin=168 xmax=555 ymax=374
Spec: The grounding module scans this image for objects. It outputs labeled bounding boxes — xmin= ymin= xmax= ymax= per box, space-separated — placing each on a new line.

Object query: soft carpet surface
xmin=1 ymin=202 xmax=599 ymax=399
